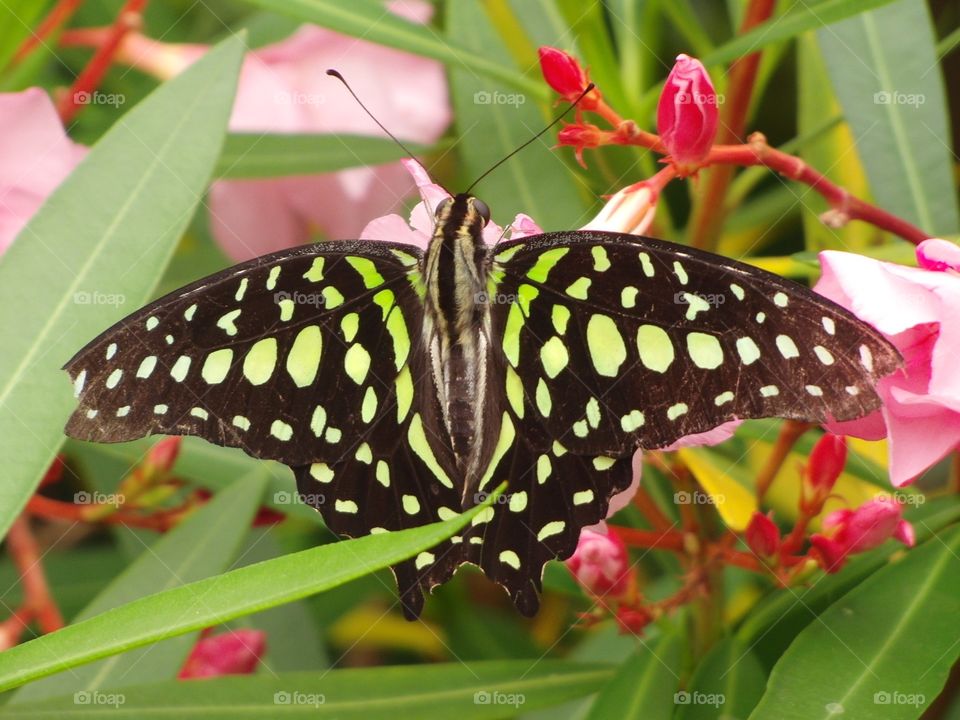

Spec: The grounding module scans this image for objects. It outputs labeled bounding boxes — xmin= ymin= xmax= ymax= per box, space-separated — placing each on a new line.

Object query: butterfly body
xmin=64 ymin=191 xmax=901 ymax=618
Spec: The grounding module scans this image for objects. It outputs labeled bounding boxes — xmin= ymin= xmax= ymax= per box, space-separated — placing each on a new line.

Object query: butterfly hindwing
xmin=491 ymin=230 xmax=900 ymax=455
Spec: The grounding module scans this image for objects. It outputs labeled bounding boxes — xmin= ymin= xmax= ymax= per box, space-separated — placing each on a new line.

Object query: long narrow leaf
xmin=0 ymin=35 xmax=246 ymax=540
xmin=0 ymin=490 xmax=502 ymax=691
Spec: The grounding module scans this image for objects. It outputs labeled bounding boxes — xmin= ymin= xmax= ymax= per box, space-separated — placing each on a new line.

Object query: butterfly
xmin=63 ymin=189 xmax=900 ymax=619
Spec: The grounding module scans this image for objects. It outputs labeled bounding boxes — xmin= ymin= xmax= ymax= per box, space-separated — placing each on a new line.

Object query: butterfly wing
xmin=65 ymin=240 xmax=463 ymax=618
xmin=463 ymin=230 xmax=900 ymax=614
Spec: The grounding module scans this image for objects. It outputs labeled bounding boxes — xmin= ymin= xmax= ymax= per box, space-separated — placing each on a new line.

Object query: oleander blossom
xmin=810 ymin=496 xmax=915 ymax=572
xmin=814 ymin=239 xmax=960 ymax=486
xmin=112 ymin=0 xmax=450 ymax=261
xmin=0 ymin=88 xmax=87 ymax=254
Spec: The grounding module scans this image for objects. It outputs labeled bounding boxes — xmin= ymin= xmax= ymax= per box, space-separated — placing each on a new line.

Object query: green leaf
xmin=447 ymin=0 xmax=590 ymax=230
xmin=238 ymin=0 xmax=546 ymax=99
xmin=0 ymin=491 xmax=501 ymax=691
xmin=0 ymin=0 xmax=46 ymax=74
xmin=676 ymin=636 xmax=766 ymax=720
xmin=216 ymin=134 xmax=442 ymax=179
xmin=11 ymin=470 xmax=267 ymax=702
xmin=585 ymin=631 xmax=682 ymax=720
xmin=0 ymin=35 xmax=245 ymax=540
xmin=816 ymin=0 xmax=959 ymax=235
xmin=749 ymin=525 xmax=960 ymax=719
xmin=702 ymin=0 xmax=900 ymax=67
xmin=0 ymin=660 xmax=612 ymax=719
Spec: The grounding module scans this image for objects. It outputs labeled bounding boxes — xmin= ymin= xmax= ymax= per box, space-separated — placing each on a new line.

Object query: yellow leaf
xmin=677 ymin=447 xmax=757 ymax=531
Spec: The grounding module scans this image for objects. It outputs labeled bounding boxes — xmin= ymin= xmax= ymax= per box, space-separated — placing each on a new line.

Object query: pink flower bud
xmin=811 ymin=496 xmax=914 ymax=572
xmin=179 ymin=629 xmax=266 ymax=679
xmin=804 ymin=434 xmax=847 ymax=505
xmin=538 ymin=47 xmax=589 ymax=101
xmin=745 ymin=512 xmax=781 ymax=557
xmin=566 ymin=528 xmax=630 ymax=598
xmin=656 ymin=54 xmax=718 ymax=170
xmin=615 ymin=605 xmax=653 ymax=635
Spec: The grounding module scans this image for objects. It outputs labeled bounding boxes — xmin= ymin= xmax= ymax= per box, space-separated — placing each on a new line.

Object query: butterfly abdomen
xmin=423 ymin=194 xmax=492 ymax=469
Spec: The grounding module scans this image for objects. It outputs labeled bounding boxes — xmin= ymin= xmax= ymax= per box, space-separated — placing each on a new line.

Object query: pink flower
xmin=814 ymin=242 xmax=960 ymax=485
xmin=0 ymin=88 xmax=86 ymax=254
xmin=566 ymin=528 xmax=631 ymax=598
xmin=580 ymin=182 xmax=657 ymax=236
xmin=178 ymin=629 xmax=266 ymax=679
xmin=745 ymin=512 xmax=781 ymax=558
xmin=656 ymin=54 xmax=718 ymax=171
xmin=810 ymin=496 xmax=914 ymax=572
xmin=114 ymin=1 xmax=450 ymax=261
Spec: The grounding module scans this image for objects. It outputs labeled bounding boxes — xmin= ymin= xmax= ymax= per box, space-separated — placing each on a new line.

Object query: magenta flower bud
xmin=538 ymin=46 xmax=588 ymax=100
xmin=566 ymin=528 xmax=630 ymax=598
xmin=811 ymin=496 xmax=915 ymax=572
xmin=179 ymin=629 xmax=266 ymax=679
xmin=745 ymin=511 xmax=781 ymax=558
xmin=656 ymin=54 xmax=718 ymax=169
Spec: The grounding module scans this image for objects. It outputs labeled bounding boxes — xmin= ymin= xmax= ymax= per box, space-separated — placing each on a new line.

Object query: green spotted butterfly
xmin=64 ymin=191 xmax=899 ymax=618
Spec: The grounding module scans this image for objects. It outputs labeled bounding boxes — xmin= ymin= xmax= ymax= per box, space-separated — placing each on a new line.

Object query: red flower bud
xmin=557 ymin=123 xmax=604 ymax=167
xmin=40 ymin=455 xmax=66 ymax=488
xmin=538 ymin=46 xmax=588 ymax=99
xmin=656 ymin=54 xmax=718 ymax=170
xmin=745 ymin=511 xmax=781 ymax=558
xmin=566 ymin=528 xmax=630 ymax=598
xmin=804 ymin=434 xmax=847 ymax=508
xmin=811 ymin=496 xmax=914 ymax=572
xmin=179 ymin=629 xmax=266 ymax=679
xmin=615 ymin=605 xmax=653 ymax=635
xmin=147 ymin=437 xmax=181 ymax=474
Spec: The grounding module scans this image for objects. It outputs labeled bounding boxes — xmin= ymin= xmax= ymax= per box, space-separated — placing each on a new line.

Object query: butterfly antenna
xmin=326 ymin=69 xmax=428 ymax=174
xmin=464 ymin=83 xmax=595 ymax=195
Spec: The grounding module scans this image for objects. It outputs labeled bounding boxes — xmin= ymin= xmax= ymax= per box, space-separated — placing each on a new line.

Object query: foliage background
xmin=0 ymin=0 xmax=958 ymax=718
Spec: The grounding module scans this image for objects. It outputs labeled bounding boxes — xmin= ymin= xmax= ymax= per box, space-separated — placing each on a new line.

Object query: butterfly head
xmin=434 ymin=194 xmax=491 ymax=238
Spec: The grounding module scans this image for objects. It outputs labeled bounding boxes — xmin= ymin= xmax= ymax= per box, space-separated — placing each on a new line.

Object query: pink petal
xmin=661 ymin=420 xmax=741 ymax=451
xmin=360 ymin=212 xmax=429 ymax=249
xmin=208 ymin=180 xmax=306 ymax=261
xmin=916 ymin=238 xmax=960 ymax=273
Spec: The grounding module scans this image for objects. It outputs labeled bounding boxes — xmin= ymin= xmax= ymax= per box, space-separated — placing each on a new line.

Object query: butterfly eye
xmin=473 ymin=199 xmax=491 ymax=224
xmin=435 ymin=197 xmax=453 ymax=218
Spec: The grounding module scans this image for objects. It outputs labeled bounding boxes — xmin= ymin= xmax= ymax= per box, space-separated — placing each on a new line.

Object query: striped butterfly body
xmin=65 ymin=192 xmax=900 ymax=618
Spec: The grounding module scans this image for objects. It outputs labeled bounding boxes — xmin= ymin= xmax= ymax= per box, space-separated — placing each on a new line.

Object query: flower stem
xmin=755 ymin=420 xmax=811 ymax=502
xmin=3 ymin=516 xmax=63 ymax=644
xmin=686 ymin=0 xmax=776 ymax=251
xmin=13 ymin=0 xmax=85 ymax=64
xmin=56 ymin=0 xmax=149 ymax=123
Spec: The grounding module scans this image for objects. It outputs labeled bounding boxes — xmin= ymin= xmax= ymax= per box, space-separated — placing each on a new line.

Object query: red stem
xmin=609 ymin=526 xmax=687 ymax=552
xmin=26 ymin=494 xmax=178 ymax=532
xmin=56 ymin=0 xmax=148 ymax=123
xmin=13 ymin=0 xmax=85 ymax=64
xmin=5 ymin=516 xmax=63 ymax=636
xmin=687 ymin=0 xmax=776 ymax=251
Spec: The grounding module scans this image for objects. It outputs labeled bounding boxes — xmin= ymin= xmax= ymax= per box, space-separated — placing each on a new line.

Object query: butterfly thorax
xmin=422 ymin=193 xmax=492 ymax=474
